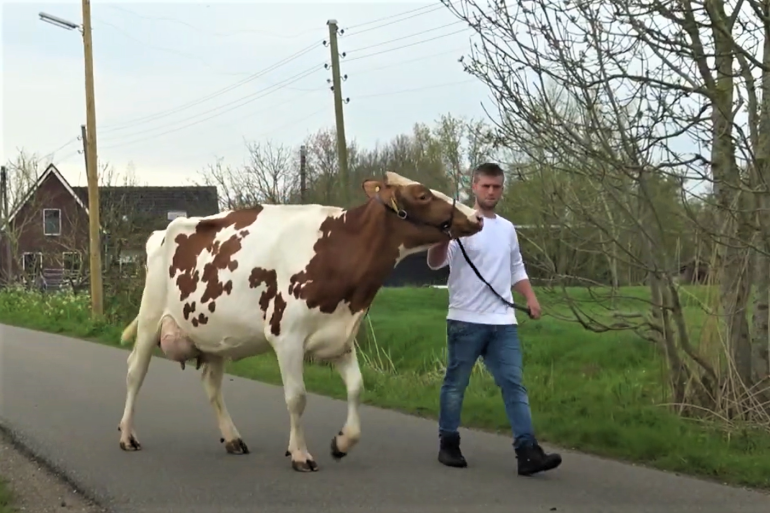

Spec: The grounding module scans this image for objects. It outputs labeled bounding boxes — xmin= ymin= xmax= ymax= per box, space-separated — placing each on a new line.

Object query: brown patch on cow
xmin=287 ymin=178 xmax=479 ymax=315
xmin=197 ymin=313 xmax=209 ymax=325
xmin=183 ymin=301 xmax=196 ymax=320
xmin=192 ymin=318 xmax=199 ymax=327
xmin=169 ymin=208 xmax=262 ymax=302
xmin=239 ymin=229 xmax=250 ymax=237
xmin=249 ymin=267 xmax=286 ymax=335
xmin=287 ymin=203 xmax=402 ymax=315
xmin=208 ymin=302 xmax=216 ymax=313
xmin=249 ymin=267 xmax=278 ymax=317
xmin=200 ymin=234 xmax=241 ymax=304
xmin=269 ymin=293 xmax=287 ymax=335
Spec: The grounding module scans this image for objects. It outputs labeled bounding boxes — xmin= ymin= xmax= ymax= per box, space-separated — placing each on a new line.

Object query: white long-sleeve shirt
xmin=427 ymin=213 xmax=529 ymax=325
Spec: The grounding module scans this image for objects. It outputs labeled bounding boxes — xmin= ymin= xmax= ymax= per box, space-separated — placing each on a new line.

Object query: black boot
xmin=515 ymin=443 xmax=562 ymax=476
xmin=438 ymin=432 xmax=467 ymax=468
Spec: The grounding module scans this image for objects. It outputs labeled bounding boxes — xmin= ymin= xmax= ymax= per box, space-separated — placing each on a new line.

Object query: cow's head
xmin=362 ymin=171 xmax=483 ymax=245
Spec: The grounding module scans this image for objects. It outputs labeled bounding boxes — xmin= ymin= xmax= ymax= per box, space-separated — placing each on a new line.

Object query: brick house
xmin=0 ymin=163 xmax=218 ymax=288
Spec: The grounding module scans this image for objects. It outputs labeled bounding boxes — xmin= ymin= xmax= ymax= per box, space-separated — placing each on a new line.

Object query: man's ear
xmin=362 ymin=179 xmax=384 ymax=199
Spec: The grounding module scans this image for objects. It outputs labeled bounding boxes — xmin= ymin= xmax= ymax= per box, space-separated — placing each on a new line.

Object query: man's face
xmin=471 ymin=173 xmax=504 ymax=210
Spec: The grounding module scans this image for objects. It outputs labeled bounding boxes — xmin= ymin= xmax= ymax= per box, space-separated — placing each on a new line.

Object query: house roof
xmin=70 ymin=185 xmax=219 ymax=220
xmin=5 ymin=163 xmax=89 ymax=225
xmin=5 ymin=163 xmax=219 ymax=230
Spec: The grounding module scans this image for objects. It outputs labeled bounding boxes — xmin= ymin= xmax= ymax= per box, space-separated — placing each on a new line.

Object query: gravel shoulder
xmin=0 ymin=429 xmax=106 ymax=513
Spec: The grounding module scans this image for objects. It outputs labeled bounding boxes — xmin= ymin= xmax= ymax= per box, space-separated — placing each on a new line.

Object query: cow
xmin=117 ymin=171 xmax=484 ymax=472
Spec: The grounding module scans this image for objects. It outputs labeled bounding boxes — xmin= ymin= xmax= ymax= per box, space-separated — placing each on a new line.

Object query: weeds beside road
xmin=0 ymin=285 xmax=768 ymax=490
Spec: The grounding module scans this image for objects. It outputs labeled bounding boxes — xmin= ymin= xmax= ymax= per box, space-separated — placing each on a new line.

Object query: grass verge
xmin=0 ymin=285 xmax=769 ymax=490
xmin=0 ymin=479 xmax=14 ymax=513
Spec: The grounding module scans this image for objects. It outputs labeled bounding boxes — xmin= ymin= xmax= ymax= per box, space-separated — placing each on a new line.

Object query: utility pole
xmin=0 ymin=166 xmax=10 ymax=284
xmin=326 ymin=19 xmax=349 ymax=207
xmin=81 ymin=0 xmax=104 ymax=318
xmin=38 ymin=4 xmax=102 ymax=315
xmin=299 ymin=144 xmax=307 ymax=203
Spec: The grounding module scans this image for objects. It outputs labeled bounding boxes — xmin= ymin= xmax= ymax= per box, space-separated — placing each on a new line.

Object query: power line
xmin=40 ymin=137 xmax=79 ymax=161
xmin=187 ymin=106 xmax=330 ymax=162
xmin=101 ymin=4 xmax=321 ymax=40
xmin=348 ymin=47 xmax=468 ymax=77
xmin=344 ymin=3 xmax=452 ymax=32
xmin=49 ymin=8 xmax=472 ymax=163
xmin=99 ymin=41 xmax=322 ymax=133
xmin=96 ymin=10 xmax=465 ymax=136
xmin=344 ymin=28 xmax=471 ymax=63
xmin=356 ymin=79 xmax=477 ymax=99
xmin=104 ymin=23 xmax=468 ymax=145
xmin=100 ymin=64 xmax=326 ymax=150
xmin=344 ymin=21 xmax=465 ymax=54
xmin=93 ymin=17 xmax=245 ymax=77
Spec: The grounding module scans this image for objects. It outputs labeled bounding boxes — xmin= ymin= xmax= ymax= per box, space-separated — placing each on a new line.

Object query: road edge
xmin=0 ymin=421 xmax=110 ymax=512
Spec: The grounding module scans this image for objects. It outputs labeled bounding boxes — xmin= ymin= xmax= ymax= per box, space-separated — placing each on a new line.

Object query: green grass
xmin=0 ymin=479 xmax=14 ymax=513
xmin=0 ymin=284 xmax=769 ymax=490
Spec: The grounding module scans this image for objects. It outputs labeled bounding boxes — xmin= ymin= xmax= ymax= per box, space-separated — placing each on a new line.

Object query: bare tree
xmin=196 ymin=140 xmax=299 ymax=208
xmin=442 ymin=0 xmax=770 ymax=422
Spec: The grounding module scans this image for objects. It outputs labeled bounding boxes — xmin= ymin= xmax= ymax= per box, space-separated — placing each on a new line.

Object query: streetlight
xmin=39 ymin=2 xmax=103 ymax=318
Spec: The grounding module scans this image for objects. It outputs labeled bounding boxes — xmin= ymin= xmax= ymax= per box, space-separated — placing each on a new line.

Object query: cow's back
xmin=152 ymin=204 xmax=346 ymax=358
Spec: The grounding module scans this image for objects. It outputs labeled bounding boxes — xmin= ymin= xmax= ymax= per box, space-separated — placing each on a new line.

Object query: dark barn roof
xmin=71 ymin=185 xmax=219 ymax=224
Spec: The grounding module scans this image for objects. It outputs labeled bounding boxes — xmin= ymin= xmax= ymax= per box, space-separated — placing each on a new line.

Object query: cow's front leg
xmin=330 ymin=345 xmax=363 ymax=460
xmin=118 ymin=316 xmax=157 ymax=452
xmin=276 ymin=345 xmax=317 ymax=472
xmin=200 ymin=355 xmax=249 ymax=455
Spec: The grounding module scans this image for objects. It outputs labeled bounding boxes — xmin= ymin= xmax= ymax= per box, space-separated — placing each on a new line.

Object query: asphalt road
xmin=1 ymin=324 xmax=768 ymax=513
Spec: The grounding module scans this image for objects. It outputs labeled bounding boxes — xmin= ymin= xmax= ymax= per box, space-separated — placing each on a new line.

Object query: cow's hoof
xmin=222 ymin=437 xmax=249 ymax=455
xmin=291 ymin=459 xmax=319 ymax=472
xmin=285 ymin=450 xmax=319 ymax=472
xmin=119 ymin=436 xmax=141 ymax=451
xmin=330 ymin=436 xmax=347 ymax=460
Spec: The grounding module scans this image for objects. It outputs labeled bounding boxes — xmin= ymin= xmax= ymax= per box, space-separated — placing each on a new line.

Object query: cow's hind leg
xmin=200 ymin=355 xmax=249 ymax=455
xmin=275 ymin=343 xmax=317 ymax=472
xmin=330 ymin=345 xmax=363 ymax=460
xmin=118 ymin=317 xmax=157 ymax=451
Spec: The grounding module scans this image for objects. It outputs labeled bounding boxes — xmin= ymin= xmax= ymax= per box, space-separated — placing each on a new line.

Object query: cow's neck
xmin=318 ymin=200 xmax=436 ymax=311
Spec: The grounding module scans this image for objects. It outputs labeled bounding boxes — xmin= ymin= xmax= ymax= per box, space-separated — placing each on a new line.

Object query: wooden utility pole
xmin=82 ymin=0 xmax=103 ymax=317
xmin=300 ymin=144 xmax=307 ymax=203
xmin=0 ymin=165 xmax=10 ymax=283
xmin=326 ymin=19 xmax=349 ymax=206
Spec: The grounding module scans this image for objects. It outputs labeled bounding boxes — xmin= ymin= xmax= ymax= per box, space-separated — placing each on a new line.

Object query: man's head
xmin=470 ymin=162 xmax=505 ymax=212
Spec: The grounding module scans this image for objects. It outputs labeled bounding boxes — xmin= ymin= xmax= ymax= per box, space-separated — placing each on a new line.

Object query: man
xmin=426 ymin=162 xmax=562 ymax=476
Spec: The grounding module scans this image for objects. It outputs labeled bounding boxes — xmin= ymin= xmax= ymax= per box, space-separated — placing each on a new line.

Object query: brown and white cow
xmin=117 ymin=171 xmax=483 ymax=472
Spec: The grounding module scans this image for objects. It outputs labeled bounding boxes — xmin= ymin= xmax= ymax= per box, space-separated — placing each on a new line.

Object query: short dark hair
xmin=472 ymin=162 xmax=505 ymax=182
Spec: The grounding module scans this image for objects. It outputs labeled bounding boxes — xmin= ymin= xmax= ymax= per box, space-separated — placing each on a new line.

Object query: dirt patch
xmin=0 ymin=430 xmax=106 ymax=513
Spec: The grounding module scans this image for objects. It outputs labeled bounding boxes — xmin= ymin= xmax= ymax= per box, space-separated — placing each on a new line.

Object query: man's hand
xmin=526 ymin=296 xmax=541 ymax=320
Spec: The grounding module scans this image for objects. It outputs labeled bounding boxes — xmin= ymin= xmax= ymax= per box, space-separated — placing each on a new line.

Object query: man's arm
xmin=427 ymin=240 xmax=455 ymax=270
xmin=510 ymin=225 xmax=540 ymax=318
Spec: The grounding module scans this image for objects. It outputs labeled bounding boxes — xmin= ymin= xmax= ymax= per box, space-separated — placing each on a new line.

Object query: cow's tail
xmin=120 ymin=315 xmax=139 ymax=346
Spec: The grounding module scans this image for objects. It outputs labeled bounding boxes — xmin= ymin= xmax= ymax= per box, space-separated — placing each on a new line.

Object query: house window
xmin=43 ymin=208 xmax=61 ymax=236
xmin=62 ymin=251 xmax=82 ymax=273
xmin=167 ymin=210 xmax=187 ymax=221
xmin=22 ymin=252 xmax=43 ymax=277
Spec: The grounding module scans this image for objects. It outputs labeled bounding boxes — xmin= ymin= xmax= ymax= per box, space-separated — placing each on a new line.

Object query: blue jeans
xmin=439 ymin=319 xmax=536 ymax=449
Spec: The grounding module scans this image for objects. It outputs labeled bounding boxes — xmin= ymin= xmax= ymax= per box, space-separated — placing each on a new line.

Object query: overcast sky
xmin=2 ymin=1 xmax=490 ymax=187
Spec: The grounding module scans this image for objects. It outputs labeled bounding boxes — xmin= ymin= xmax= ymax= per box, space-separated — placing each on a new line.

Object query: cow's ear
xmin=362 ymin=179 xmax=384 ymax=199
